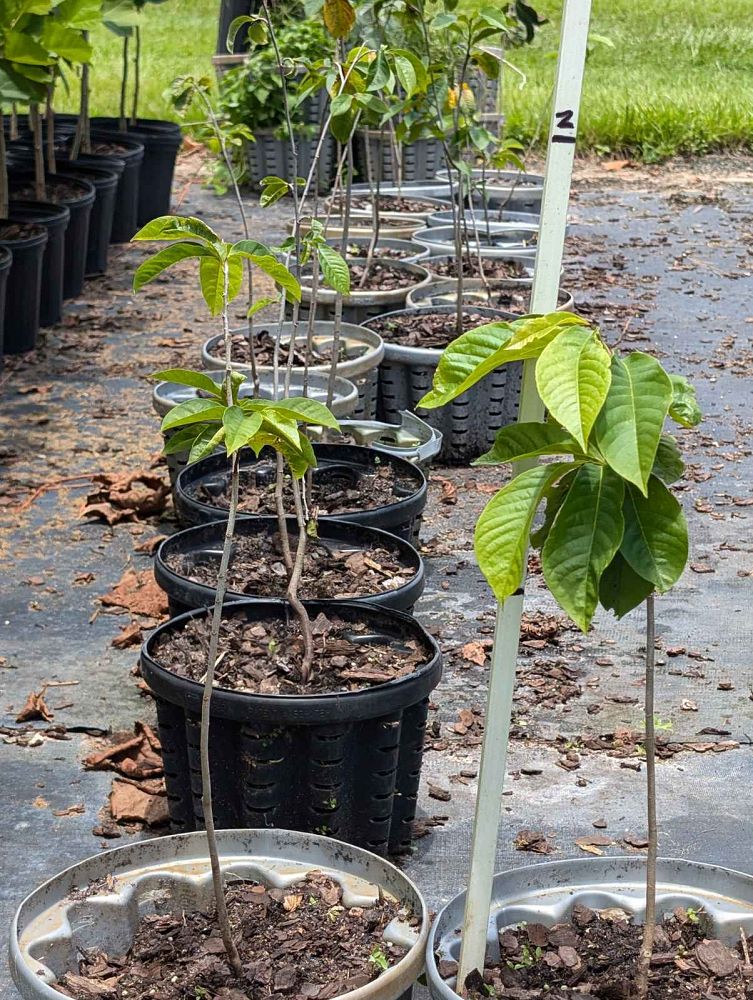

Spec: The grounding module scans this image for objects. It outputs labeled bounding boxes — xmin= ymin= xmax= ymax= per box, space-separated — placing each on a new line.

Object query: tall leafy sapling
xmin=420 ymin=311 xmax=701 ymax=996
xmin=133 ymin=215 xmax=340 ymax=973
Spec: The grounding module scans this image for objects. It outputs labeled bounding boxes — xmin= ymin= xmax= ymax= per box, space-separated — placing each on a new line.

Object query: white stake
xmin=456 ymin=0 xmax=593 ymax=988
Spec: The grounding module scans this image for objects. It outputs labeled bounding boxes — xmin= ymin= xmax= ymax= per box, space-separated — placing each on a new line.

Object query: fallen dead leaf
xmin=16 ymin=688 xmax=54 ymax=723
xmin=109 ymin=780 xmax=169 ymax=827
xmin=101 ymin=570 xmax=168 ymax=619
xmin=82 ymin=471 xmax=170 ymax=525
xmin=134 ymin=534 xmax=167 ymax=555
xmin=434 ymin=476 xmax=457 ymax=505
xmin=111 ymin=622 xmax=143 ymax=649
xmin=52 ymin=803 xmax=86 ymax=817
xmin=680 ymin=699 xmax=699 ymax=712
xmin=515 ymin=829 xmax=555 ymax=854
xmin=460 ymin=641 xmax=487 ymax=666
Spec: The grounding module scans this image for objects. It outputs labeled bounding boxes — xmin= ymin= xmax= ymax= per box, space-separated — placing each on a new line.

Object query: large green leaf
xmin=536 ymin=325 xmax=612 ymax=450
xmin=4 ymin=31 xmax=51 ymax=66
xmin=40 ymin=22 xmax=92 ymax=63
xmin=151 ymin=368 xmax=223 ymax=397
xmin=652 ymin=433 xmax=684 ymax=485
xmin=473 ymin=421 xmax=580 ymax=466
xmin=594 ymin=352 xmax=672 ymax=495
xmin=247 ymin=254 xmax=301 ymax=303
xmin=230 ymin=238 xmax=271 ymax=257
xmin=188 ymin=425 xmax=225 ymax=464
xmin=223 ymin=407 xmax=263 ymax=455
xmin=163 ymin=424 xmax=207 ymax=456
xmin=199 ymin=255 xmax=244 ymax=314
xmin=474 ymin=462 xmax=575 ymax=603
xmin=668 ymin=373 xmax=702 ymax=428
xmin=263 ymin=396 xmax=340 ymax=430
xmin=259 ymin=410 xmax=305 ymax=453
xmin=55 ymin=0 xmax=103 ymax=30
xmin=621 ymin=477 xmax=688 ymax=591
xmin=0 ymin=60 xmax=46 ymax=101
xmin=133 ymin=243 xmax=211 ymax=291
xmin=132 ymin=216 xmax=220 ymax=245
xmin=317 ymin=244 xmax=350 ymax=295
xmin=599 ymin=551 xmax=654 ymax=618
xmin=541 ymin=464 xmax=625 ymax=632
xmin=161 ymin=398 xmax=225 ymax=432
xmin=530 ymin=470 xmax=576 ymax=549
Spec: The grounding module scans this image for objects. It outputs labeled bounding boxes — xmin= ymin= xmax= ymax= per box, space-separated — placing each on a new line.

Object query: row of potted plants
xmin=0 ymin=0 xmax=182 ymax=360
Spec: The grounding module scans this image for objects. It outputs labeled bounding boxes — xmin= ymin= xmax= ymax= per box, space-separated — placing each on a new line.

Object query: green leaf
xmin=0 ymin=60 xmax=47 ymax=101
xmin=474 ymin=462 xmax=575 ymax=603
xmin=223 ymin=407 xmax=263 ymax=455
xmin=599 ymin=551 xmax=654 ymax=618
xmin=652 ymin=433 xmax=684 ymax=485
xmin=530 ymin=470 xmax=576 ymax=549
xmin=621 ymin=478 xmax=688 ymax=592
xmin=535 ymin=325 xmax=612 ymax=450
xmin=593 ymin=352 xmax=672 ymax=495
xmin=259 ymin=175 xmax=290 ymax=208
xmin=392 ymin=50 xmax=427 ymax=97
xmin=4 ymin=31 xmax=52 ymax=66
xmin=231 ymin=238 xmax=271 ymax=257
xmin=323 ymin=0 xmax=355 ymax=37
xmin=133 ymin=243 xmax=211 ymax=291
xmin=40 ymin=22 xmax=92 ymax=63
xmin=161 ymin=398 xmax=226 ymax=432
xmin=199 ymin=255 xmax=244 ymax=314
xmin=541 ymin=464 xmax=625 ymax=632
xmin=473 ymin=421 xmax=580 ymax=466
xmin=259 ymin=410 xmax=305 ymax=453
xmin=55 ymin=0 xmax=103 ymax=30
xmin=668 ymin=373 xmax=701 ymax=428
xmin=264 ymin=396 xmax=340 ymax=430
xmin=247 ymin=255 xmax=301 ymax=303
xmin=226 ymin=13 xmax=268 ymax=51
xmin=151 ymin=368 xmax=223 ymax=397
xmin=317 ymin=244 xmax=350 ymax=295
xmin=132 ymin=215 xmax=221 ymax=245
xmin=163 ymin=424 xmax=207 ymax=455
xmin=247 ymin=295 xmax=279 ymax=317
xmin=188 ymin=425 xmax=226 ymax=464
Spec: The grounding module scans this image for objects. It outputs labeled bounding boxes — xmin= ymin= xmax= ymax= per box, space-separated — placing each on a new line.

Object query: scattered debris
xmin=100 ymin=569 xmax=168 ymax=620
xmin=515 ymin=829 xmax=556 ymax=854
xmin=82 ymin=470 xmax=170 ymax=525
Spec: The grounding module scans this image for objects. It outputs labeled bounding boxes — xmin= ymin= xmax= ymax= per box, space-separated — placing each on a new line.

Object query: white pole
xmin=456 ymin=0 xmax=593 ymax=987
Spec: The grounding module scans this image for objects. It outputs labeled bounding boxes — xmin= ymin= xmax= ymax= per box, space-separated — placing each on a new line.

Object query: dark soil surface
xmin=454 ymin=906 xmax=753 ymax=1000
xmin=57 ymin=871 xmax=412 ymax=1000
xmin=11 ymin=179 xmax=88 ymax=204
xmin=0 ymin=221 xmax=44 ymax=240
xmin=427 ymin=257 xmax=531 ymax=280
xmin=367 ymin=310 xmax=492 ymax=348
xmin=189 ymin=462 xmax=415 ymax=516
xmin=417 ymin=286 xmax=531 ymax=314
xmin=165 ymin=532 xmax=417 ymax=600
xmin=152 ymin=610 xmax=429 ymax=693
xmin=343 ymin=241 xmax=414 ymax=260
xmin=91 ymin=140 xmax=131 ymax=156
xmin=346 ymin=261 xmax=420 ymax=292
xmin=343 ymin=195 xmax=441 ymax=214
xmin=208 ymin=331 xmax=340 ymax=367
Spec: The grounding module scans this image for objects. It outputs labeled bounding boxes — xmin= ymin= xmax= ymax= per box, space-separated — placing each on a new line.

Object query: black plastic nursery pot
xmin=8 ymin=173 xmax=95 ymax=302
xmin=90 ymin=117 xmax=182 ymax=224
xmin=0 ymin=247 xmax=11 ymax=358
xmin=154 ymin=516 xmax=425 ymax=618
xmin=0 ymin=222 xmax=47 ymax=355
xmin=54 ymin=162 xmax=118 ymax=276
xmin=174 ymin=444 xmax=428 ymax=545
xmin=366 ymin=305 xmax=521 ymax=465
xmin=140 ymin=599 xmax=442 ymax=856
xmin=7 ymin=200 xmax=69 ymax=328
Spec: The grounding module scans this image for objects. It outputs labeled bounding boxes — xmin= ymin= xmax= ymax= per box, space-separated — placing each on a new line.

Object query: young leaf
xmin=599 ymin=551 xmax=654 ymax=618
xmin=668 ymin=374 xmax=701 ymax=428
xmin=593 ymin=352 xmax=672 ymax=495
xmin=530 ymin=471 xmax=576 ymax=549
xmin=541 ymin=464 xmax=625 ymax=632
xmin=231 ymin=238 xmax=272 ymax=257
xmin=621 ymin=477 xmax=688 ymax=592
xmin=473 ymin=421 xmax=580 ymax=466
xmin=133 ymin=243 xmax=211 ymax=291
xmin=132 ymin=216 xmax=221 ymax=245
xmin=247 ymin=255 xmax=302 ymax=303
xmin=474 ymin=462 xmax=576 ymax=603
xmin=151 ymin=368 xmax=222 ymax=398
xmin=259 ymin=410 xmax=306 ymax=453
xmin=652 ymin=434 xmax=684 ymax=485
xmin=226 ymin=13 xmax=268 ymax=51
xmin=259 ymin=176 xmax=290 ymax=208
xmin=163 ymin=424 xmax=207 ymax=455
xmin=223 ymin=407 xmax=263 ymax=455
xmin=323 ymin=0 xmax=355 ymax=37
xmin=199 ymin=255 xmax=244 ymax=314
xmin=264 ymin=396 xmax=340 ymax=429
xmin=535 ymin=326 xmax=612 ymax=450
xmin=247 ymin=295 xmax=280 ymax=318
xmin=317 ymin=244 xmax=351 ymax=295
xmin=188 ymin=425 xmax=226 ymax=464
xmin=161 ymin=398 xmax=225 ymax=432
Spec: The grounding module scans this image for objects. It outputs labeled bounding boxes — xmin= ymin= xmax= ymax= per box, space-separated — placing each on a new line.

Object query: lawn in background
xmin=63 ymin=0 xmax=753 ymax=161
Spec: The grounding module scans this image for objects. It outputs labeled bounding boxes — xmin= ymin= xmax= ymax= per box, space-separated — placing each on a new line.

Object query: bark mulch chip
xmin=346 ymin=261 xmax=421 ymax=292
xmin=428 ymin=257 xmax=530 ymax=280
xmin=56 ymin=871 xmax=414 ymax=1000
xmin=166 ymin=532 xmax=416 ymax=600
xmin=152 ymin=611 xmax=429 ymax=694
xmin=454 ymin=907 xmax=753 ymax=1000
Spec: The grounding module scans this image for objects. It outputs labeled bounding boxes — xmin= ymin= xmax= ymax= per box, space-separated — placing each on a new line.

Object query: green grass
xmin=61 ymin=0 xmax=753 ymax=161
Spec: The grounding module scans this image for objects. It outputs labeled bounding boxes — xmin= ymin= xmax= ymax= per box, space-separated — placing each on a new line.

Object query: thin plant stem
xmin=200 ymin=261 xmax=243 ymax=979
xmin=130 ymin=26 xmax=141 ymax=126
xmin=10 ymin=104 xmax=18 ymax=141
xmin=46 ymin=84 xmax=56 ymax=175
xmin=636 ymin=593 xmax=657 ymax=1000
xmin=288 ymin=475 xmax=314 ymax=683
xmin=358 ymin=127 xmax=381 ymax=289
xmin=0 ymin=109 xmax=8 ymax=219
xmin=29 ymin=103 xmax=46 ymax=202
xmin=274 ymin=452 xmax=294 ymax=573
xmin=119 ymin=34 xmax=129 ymax=131
xmin=72 ymin=54 xmax=91 ymax=158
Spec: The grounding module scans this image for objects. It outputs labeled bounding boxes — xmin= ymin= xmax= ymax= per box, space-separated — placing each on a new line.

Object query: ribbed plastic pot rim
xmin=328 ymin=236 xmax=431 ymax=264
xmin=406 ymin=281 xmax=575 ymax=313
xmin=10 ymin=828 xmax=429 ymax=1000
xmin=411 ymin=226 xmax=538 ymax=257
xmin=201 ymin=322 xmax=385 ymax=380
xmin=0 ymin=222 xmax=48 ymax=249
xmin=425 ymin=855 xmax=753 ymax=1000
xmin=7 ymin=199 xmax=71 ymax=225
xmin=301 ymin=260 xmax=432 ymax=304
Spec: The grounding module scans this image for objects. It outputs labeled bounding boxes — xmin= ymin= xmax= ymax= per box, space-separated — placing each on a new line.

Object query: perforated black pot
xmin=90 ymin=117 xmax=182 ymax=224
xmin=7 ymin=199 xmax=69 ymax=327
xmin=154 ymin=516 xmax=425 ymax=617
xmin=140 ymin=599 xmax=442 ymax=855
xmin=174 ymin=444 xmax=428 ymax=545
xmin=0 ymin=222 xmax=47 ymax=354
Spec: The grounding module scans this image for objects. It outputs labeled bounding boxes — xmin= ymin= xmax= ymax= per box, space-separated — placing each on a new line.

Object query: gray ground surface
xmin=1 ymin=159 xmax=752 ymax=997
